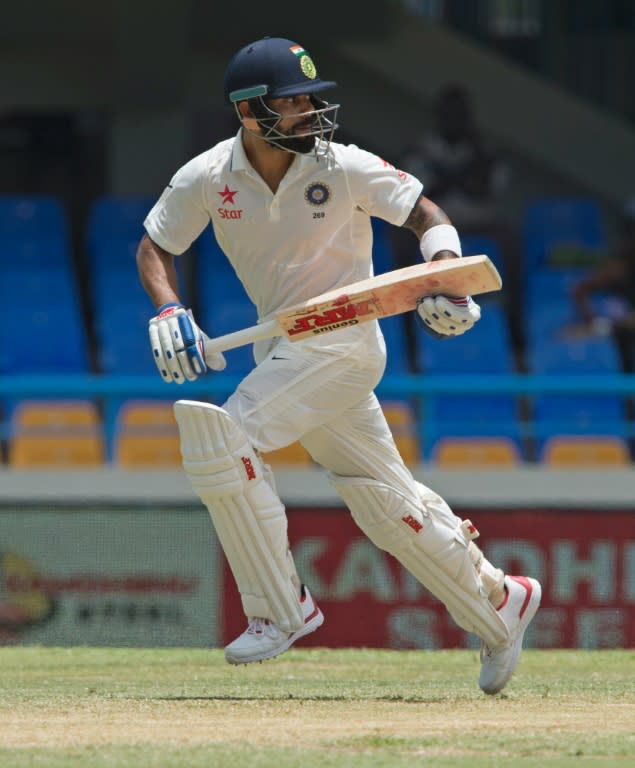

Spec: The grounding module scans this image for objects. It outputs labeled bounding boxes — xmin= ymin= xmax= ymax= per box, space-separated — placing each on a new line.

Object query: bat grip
xmin=203 ymin=318 xmax=283 ymax=359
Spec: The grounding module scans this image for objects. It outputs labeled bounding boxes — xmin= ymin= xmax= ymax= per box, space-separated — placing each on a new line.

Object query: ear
xmin=237 ymin=101 xmax=253 ymax=119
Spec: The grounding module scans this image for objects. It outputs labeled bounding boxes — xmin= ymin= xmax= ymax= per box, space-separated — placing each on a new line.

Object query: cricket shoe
xmin=224 ymin=585 xmax=324 ymax=665
xmin=479 ymin=575 xmax=541 ymax=695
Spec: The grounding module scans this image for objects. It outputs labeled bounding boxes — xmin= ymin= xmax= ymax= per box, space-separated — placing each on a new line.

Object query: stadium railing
xmin=1 ymin=372 xmax=633 ymax=464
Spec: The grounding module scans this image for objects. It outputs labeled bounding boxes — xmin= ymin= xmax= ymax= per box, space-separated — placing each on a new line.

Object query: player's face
xmin=265 ymin=94 xmax=317 ymax=153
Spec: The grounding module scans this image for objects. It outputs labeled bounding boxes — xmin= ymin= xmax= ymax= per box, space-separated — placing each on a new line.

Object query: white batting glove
xmin=416 ymin=295 xmax=481 ymax=339
xmin=148 ymin=303 xmax=226 ymax=384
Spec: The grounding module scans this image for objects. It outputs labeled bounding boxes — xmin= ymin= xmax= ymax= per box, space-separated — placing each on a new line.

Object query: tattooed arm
xmin=401 ymin=195 xmax=458 ymax=262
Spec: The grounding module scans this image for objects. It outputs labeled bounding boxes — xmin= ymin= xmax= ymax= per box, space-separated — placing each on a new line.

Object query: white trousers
xmin=218 ymin=321 xmax=506 ymax=639
xmin=223 ymin=323 xmax=417 ymax=498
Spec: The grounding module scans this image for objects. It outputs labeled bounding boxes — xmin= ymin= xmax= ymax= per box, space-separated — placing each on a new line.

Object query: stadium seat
xmin=432 ymin=436 xmax=521 ymax=466
xmin=371 ymin=217 xmax=396 ymax=275
xmin=8 ymin=400 xmax=105 ymax=467
xmin=540 ymin=435 xmax=631 ymax=466
xmin=382 ymin=399 xmax=422 ymax=466
xmin=116 ymin=400 xmax=177 ymax=428
xmin=0 ymin=197 xmax=89 ymax=374
xmin=9 ymin=434 xmax=105 ymax=467
xmin=417 ymin=304 xmax=524 ymax=457
xmin=460 ymin=233 xmax=505 ymax=283
xmin=195 ymin=226 xmax=258 ymax=375
xmin=261 ymin=442 xmax=314 ymax=467
xmin=527 ymin=335 xmax=627 ymax=454
xmin=113 ymin=400 xmax=182 ymax=467
xmin=0 ymin=276 xmax=89 ymax=373
xmin=0 ymin=237 xmax=71 ymax=269
xmin=94 ymin=299 xmax=157 ymax=374
xmin=10 ymin=400 xmax=100 ymax=428
xmin=522 ymin=198 xmax=606 ymax=272
xmin=417 ymin=303 xmax=514 ymax=374
xmin=0 ymin=196 xmax=68 ymax=239
xmin=115 ymin=434 xmax=182 ymax=466
xmin=86 ymin=196 xmax=154 ymax=250
xmin=378 ymin=315 xmax=415 ymax=374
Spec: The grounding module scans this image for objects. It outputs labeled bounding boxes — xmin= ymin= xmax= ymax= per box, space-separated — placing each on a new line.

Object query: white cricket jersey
xmin=144 ymin=130 xmax=423 ymax=321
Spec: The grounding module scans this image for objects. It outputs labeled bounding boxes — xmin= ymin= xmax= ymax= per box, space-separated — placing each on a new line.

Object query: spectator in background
xmin=572 ymin=198 xmax=635 ymax=374
xmin=391 ymin=83 xmax=522 ymax=369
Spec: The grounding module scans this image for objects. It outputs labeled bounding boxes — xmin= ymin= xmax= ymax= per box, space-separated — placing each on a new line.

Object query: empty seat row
xmin=4 ymin=399 xmax=632 ymax=468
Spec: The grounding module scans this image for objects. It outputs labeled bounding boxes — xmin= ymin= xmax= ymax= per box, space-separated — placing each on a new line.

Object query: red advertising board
xmin=221 ymin=507 xmax=635 ymax=649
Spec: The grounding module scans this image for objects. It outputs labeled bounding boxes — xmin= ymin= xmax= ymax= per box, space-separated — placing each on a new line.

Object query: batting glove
xmin=148 ymin=303 xmax=226 ymax=384
xmin=416 ymin=295 xmax=481 ymax=339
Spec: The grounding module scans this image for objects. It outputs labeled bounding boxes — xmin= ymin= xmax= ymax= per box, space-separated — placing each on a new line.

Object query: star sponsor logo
xmin=217 ymin=184 xmax=243 ymax=219
xmin=218 ymin=184 xmax=238 ymax=205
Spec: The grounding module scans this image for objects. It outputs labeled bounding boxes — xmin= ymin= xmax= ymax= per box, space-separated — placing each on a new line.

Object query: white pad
xmin=331 ymin=475 xmax=509 ymax=647
xmin=174 ymin=400 xmax=303 ymax=632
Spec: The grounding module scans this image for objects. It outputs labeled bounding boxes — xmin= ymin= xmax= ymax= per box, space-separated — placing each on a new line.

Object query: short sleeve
xmin=340 ymin=145 xmax=423 ymax=226
xmin=144 ymin=154 xmax=210 ymax=255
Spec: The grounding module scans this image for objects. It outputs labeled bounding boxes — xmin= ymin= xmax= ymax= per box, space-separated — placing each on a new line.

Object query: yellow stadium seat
xmin=381 ymin=399 xmax=422 ymax=466
xmin=113 ymin=400 xmax=181 ymax=467
xmin=382 ymin=400 xmax=417 ymax=428
xmin=9 ymin=433 xmax=105 ymax=467
xmin=433 ymin=437 xmax=521 ymax=466
xmin=116 ymin=400 xmax=177 ymax=428
xmin=8 ymin=400 xmax=105 ymax=467
xmin=12 ymin=399 xmax=100 ymax=428
xmin=115 ymin=433 xmax=182 ymax=467
xmin=261 ymin=441 xmax=313 ymax=467
xmin=541 ymin=436 xmax=631 ymax=466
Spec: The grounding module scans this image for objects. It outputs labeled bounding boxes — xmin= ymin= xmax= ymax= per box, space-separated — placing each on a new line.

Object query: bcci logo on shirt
xmin=304 ymin=182 xmax=331 ymax=207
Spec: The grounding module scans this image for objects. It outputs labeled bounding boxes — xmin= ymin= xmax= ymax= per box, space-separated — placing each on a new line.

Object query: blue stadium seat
xmin=199 ymin=299 xmax=259 ymax=376
xmin=86 ymin=196 xmax=154 ymax=250
xmin=94 ymin=299 xmax=156 ymax=374
xmin=460 ymin=233 xmax=505 ymax=283
xmin=0 ymin=297 xmax=88 ymax=373
xmin=527 ymin=336 xmax=627 ymax=447
xmin=0 ymin=196 xmax=68 ymax=238
xmin=522 ymin=198 xmax=606 ymax=272
xmin=378 ymin=314 xmax=414 ymax=374
xmin=195 ymin=225 xmax=258 ymax=374
xmin=525 ymin=267 xmax=590 ymax=303
xmin=416 ymin=304 xmax=524 ymax=458
xmin=0 ymin=236 xmax=71 ymax=269
xmin=417 ymin=303 xmax=514 ymax=374
xmin=524 ymin=267 xmax=590 ymax=347
xmin=371 ymin=217 xmax=396 ymax=275
xmin=0 ymin=197 xmax=88 ymax=373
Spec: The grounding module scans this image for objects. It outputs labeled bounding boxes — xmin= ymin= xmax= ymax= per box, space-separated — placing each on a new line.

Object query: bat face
xmin=284 ymin=292 xmax=381 ymax=338
xmin=277 ymin=255 xmax=501 ymax=341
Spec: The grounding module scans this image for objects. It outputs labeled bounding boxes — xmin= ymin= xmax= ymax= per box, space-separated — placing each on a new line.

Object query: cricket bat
xmin=204 ymin=254 xmax=501 ymax=357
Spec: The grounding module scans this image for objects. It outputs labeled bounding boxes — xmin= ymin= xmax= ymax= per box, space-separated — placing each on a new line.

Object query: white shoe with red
xmin=224 ymin=585 xmax=324 ymax=665
xmin=479 ymin=575 xmax=541 ymax=695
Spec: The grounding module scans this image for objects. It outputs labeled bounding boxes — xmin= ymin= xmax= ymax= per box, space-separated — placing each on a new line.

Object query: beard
xmin=275 ymin=133 xmax=316 ymax=154
xmin=263 ymin=116 xmax=318 ymax=154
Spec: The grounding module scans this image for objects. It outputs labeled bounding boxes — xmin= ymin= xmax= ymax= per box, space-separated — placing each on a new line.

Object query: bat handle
xmin=203 ymin=318 xmax=283 ymax=359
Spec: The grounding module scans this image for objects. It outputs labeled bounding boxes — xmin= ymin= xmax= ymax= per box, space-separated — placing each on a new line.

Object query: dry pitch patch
xmin=0 ymin=648 xmax=632 ymax=766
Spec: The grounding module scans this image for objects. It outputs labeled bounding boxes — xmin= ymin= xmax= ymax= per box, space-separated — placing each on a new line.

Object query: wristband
xmin=157 ymin=302 xmax=184 ymax=318
xmin=419 ymin=224 xmax=462 ymax=262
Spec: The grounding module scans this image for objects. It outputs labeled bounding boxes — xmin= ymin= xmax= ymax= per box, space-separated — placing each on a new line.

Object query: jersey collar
xmin=230 ymin=128 xmax=323 ymax=176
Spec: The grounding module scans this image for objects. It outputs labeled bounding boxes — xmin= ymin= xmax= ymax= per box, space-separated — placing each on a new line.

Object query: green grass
xmin=0 ymin=647 xmax=633 ymax=767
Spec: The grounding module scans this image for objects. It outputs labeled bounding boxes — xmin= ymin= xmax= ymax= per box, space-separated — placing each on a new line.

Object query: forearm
xmin=402 ymin=195 xmax=459 ymax=262
xmin=136 ymin=233 xmax=181 ymax=309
